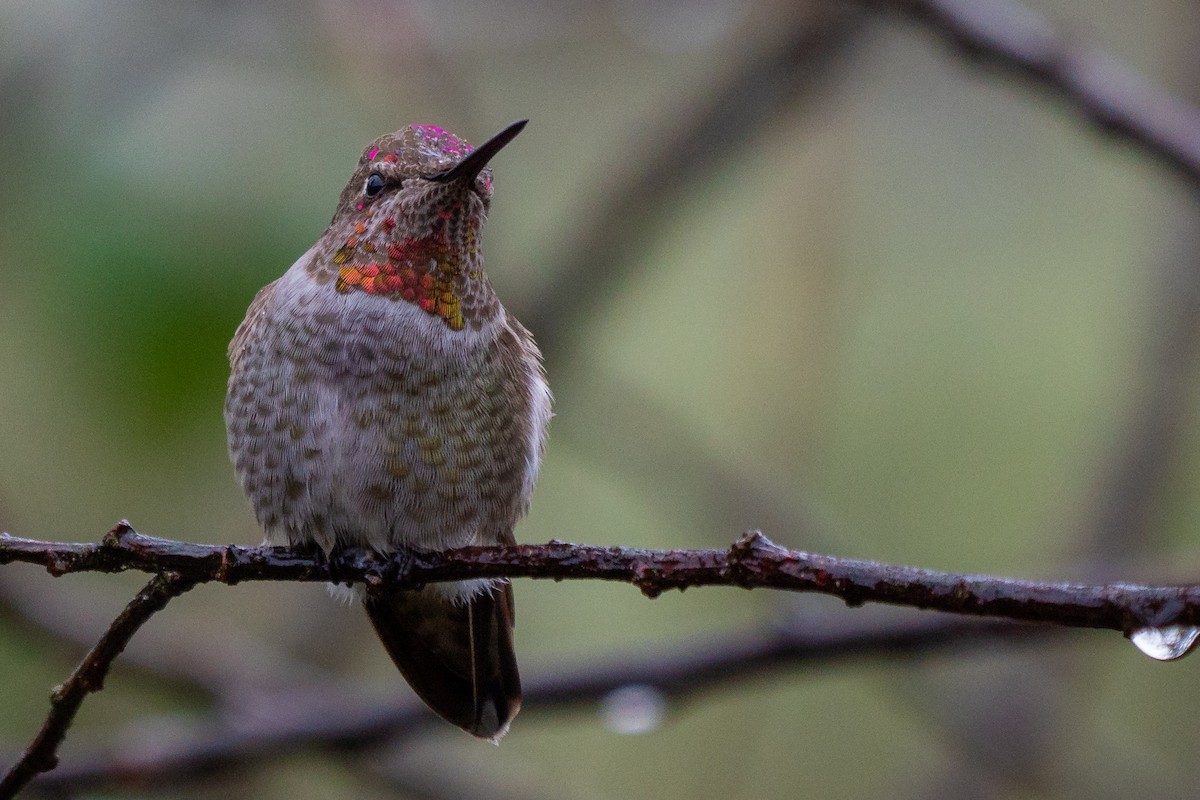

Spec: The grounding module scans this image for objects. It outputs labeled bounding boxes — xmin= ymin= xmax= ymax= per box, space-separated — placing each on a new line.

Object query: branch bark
xmin=2 ymin=523 xmax=1198 ymax=634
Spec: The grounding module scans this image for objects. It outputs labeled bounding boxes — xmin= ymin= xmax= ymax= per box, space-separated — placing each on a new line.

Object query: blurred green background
xmin=3 ymin=0 xmax=1200 ymax=797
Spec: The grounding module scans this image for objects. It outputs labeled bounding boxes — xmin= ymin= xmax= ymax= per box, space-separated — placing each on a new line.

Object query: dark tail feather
xmin=364 ymin=583 xmax=520 ymax=740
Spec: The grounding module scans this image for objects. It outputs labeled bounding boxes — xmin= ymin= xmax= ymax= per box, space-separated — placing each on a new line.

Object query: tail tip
xmin=473 ymin=696 xmax=520 ymax=743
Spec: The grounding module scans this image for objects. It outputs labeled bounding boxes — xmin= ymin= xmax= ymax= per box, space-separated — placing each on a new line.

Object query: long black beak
xmin=426 ymin=120 xmax=527 ymax=184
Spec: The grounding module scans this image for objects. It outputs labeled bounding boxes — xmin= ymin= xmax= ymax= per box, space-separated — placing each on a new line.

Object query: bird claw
xmin=381 ymin=548 xmax=415 ymax=586
xmin=322 ymin=543 xmax=369 ymax=587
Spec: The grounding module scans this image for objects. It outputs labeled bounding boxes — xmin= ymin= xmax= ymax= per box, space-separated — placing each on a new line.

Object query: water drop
xmin=1128 ymin=625 xmax=1200 ymax=661
xmin=599 ymin=684 xmax=667 ymax=735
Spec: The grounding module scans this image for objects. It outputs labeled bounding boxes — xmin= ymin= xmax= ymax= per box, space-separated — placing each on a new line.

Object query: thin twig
xmin=0 ymin=572 xmax=197 ymax=799
xmin=1 ymin=523 xmax=1198 ymax=633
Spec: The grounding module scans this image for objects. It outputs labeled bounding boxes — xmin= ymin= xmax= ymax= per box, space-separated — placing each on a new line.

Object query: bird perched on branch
xmin=224 ymin=120 xmax=550 ymax=741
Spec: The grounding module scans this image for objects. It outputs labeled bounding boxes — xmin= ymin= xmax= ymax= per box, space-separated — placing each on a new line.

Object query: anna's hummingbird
xmin=224 ymin=120 xmax=550 ymax=741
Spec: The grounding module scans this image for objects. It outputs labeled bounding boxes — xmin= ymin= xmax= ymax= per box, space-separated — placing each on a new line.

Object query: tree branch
xmin=0 ymin=572 xmax=197 ymax=799
xmin=2 ymin=523 xmax=1198 ymax=634
xmin=2 ymin=519 xmax=1192 ymax=794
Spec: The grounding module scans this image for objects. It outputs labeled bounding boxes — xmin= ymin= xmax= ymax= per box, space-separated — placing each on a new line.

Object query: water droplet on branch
xmin=1128 ymin=625 xmax=1200 ymax=661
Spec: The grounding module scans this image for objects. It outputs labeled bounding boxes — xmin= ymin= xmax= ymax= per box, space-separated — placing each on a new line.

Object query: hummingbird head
xmin=313 ymin=120 xmax=527 ymax=332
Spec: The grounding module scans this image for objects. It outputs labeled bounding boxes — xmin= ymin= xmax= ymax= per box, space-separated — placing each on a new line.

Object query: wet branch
xmin=2 ymin=521 xmax=1196 ymax=795
xmin=2 ymin=522 xmax=1199 ymax=633
xmin=0 ymin=572 xmax=197 ymax=800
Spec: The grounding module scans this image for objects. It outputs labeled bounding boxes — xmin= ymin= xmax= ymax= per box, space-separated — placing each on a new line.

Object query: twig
xmin=0 ymin=572 xmax=197 ymax=799
xmin=876 ymin=0 xmax=1200 ymax=187
xmin=2 ymin=523 xmax=1199 ymax=633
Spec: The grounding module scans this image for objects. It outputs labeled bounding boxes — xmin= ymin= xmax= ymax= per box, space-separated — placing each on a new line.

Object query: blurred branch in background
xmin=875 ymin=0 xmax=1200 ymax=189
xmin=527 ymin=3 xmax=866 ymax=354
xmin=529 ymin=0 xmax=1200 ymax=366
xmin=1075 ymin=227 xmax=1200 ymax=566
xmin=858 ymin=1 xmax=1200 ymax=792
xmin=28 ymin=614 xmax=1051 ymax=796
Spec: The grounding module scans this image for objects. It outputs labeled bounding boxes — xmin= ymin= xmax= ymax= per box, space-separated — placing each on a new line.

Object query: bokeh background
xmin=3 ymin=0 xmax=1200 ymax=797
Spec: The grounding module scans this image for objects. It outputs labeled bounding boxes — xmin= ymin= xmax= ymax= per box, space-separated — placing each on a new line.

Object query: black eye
xmin=364 ymin=173 xmax=386 ymax=198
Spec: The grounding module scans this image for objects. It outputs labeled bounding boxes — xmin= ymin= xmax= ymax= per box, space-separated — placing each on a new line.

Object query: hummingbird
xmin=224 ymin=120 xmax=550 ymax=741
